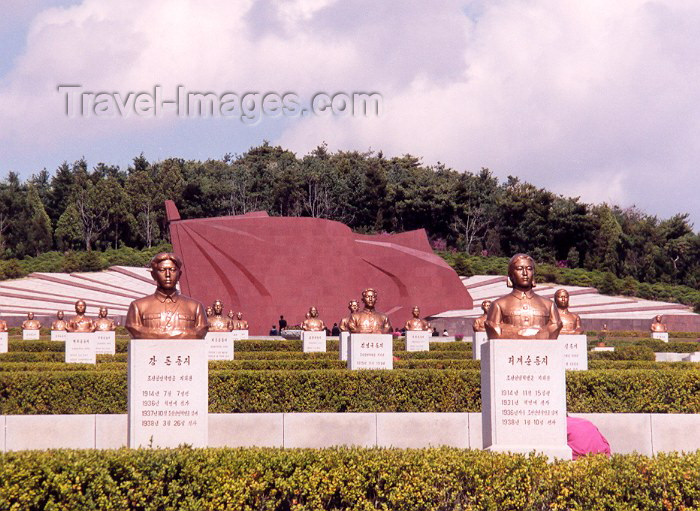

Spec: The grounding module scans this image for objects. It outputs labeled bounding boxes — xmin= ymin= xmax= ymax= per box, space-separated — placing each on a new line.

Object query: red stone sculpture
xmin=166 ymin=201 xmax=472 ymax=334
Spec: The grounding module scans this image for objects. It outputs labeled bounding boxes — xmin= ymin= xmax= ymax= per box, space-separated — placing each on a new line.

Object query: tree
xmin=55 ymin=204 xmax=83 ymax=250
xmin=25 ymin=184 xmax=53 ymax=256
xmin=126 ymin=170 xmax=161 ymax=248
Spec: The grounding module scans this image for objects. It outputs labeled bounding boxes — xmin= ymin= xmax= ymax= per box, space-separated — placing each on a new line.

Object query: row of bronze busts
xmin=3 ymin=300 xmax=116 ymax=332
xmin=298 ymin=290 xmax=430 ymax=334
xmin=205 ymin=300 xmax=249 ymax=332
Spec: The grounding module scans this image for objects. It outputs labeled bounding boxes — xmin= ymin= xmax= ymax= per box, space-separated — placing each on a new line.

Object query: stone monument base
xmin=348 ymin=334 xmax=392 ymax=370
xmin=560 ymin=334 xmax=588 ymax=371
xmin=23 ymin=330 xmax=40 ymax=341
xmin=51 ymin=330 xmax=67 ymax=342
xmin=0 ymin=332 xmax=7 ymax=353
xmin=231 ymin=329 xmax=248 ymax=340
xmin=302 ymin=331 xmax=326 ymax=352
xmin=96 ymin=331 xmax=116 ymax=355
xmin=65 ymin=332 xmax=97 ymax=364
xmin=481 ymin=339 xmax=571 ymax=461
xmin=472 ymin=331 xmax=488 ymax=360
xmin=339 ymin=331 xmax=349 ymax=361
xmin=405 ymin=330 xmax=430 ymax=352
xmin=652 ymin=332 xmax=669 ymax=342
xmin=128 ymin=339 xmax=208 ymax=448
xmin=206 ymin=332 xmax=235 ymax=360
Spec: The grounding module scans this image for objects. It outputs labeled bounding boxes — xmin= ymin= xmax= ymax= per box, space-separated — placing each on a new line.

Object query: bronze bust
xmin=51 ymin=311 xmax=68 ymax=331
xmin=66 ymin=300 xmax=96 ymax=332
xmin=404 ymin=305 xmax=431 ymax=331
xmin=94 ymin=307 xmax=116 ymax=332
xmin=347 ymin=288 xmax=392 ymax=334
xmin=554 ymin=289 xmax=583 ymax=335
xmin=472 ymin=300 xmax=492 ymax=333
xmin=301 ymin=306 xmax=326 ymax=331
xmin=650 ymin=315 xmax=667 ymax=333
xmin=22 ymin=312 xmax=42 ymax=331
xmin=485 ymin=254 xmax=562 ymax=340
xmin=125 ymin=252 xmax=208 ymax=339
xmin=231 ymin=312 xmax=249 ymax=330
xmin=339 ymin=300 xmax=359 ymax=332
xmin=208 ymin=300 xmax=230 ymax=332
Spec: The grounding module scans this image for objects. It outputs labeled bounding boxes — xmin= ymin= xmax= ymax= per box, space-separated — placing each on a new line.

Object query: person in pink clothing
xmin=567 ymin=416 xmax=612 ymax=460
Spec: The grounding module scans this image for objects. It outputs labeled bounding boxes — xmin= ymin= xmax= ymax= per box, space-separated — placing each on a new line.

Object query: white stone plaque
xmin=592 ymin=346 xmax=614 ymax=352
xmin=0 ymin=332 xmax=7 ymax=353
xmin=339 ymin=331 xmax=350 ymax=361
xmin=51 ymin=330 xmax=67 ymax=342
xmin=560 ymin=334 xmax=588 ymax=371
xmin=348 ymin=333 xmax=393 ymax=370
xmin=128 ymin=339 xmax=208 ymax=448
xmin=206 ymin=332 xmax=235 ymax=360
xmin=652 ymin=332 xmax=669 ymax=342
xmin=95 ymin=331 xmax=116 ymax=355
xmin=65 ymin=332 xmax=97 ymax=364
xmin=472 ymin=331 xmax=488 ymax=360
xmin=405 ymin=330 xmax=430 ymax=352
xmin=302 ymin=331 xmax=326 ymax=353
xmin=23 ymin=329 xmax=40 ymax=341
xmin=232 ymin=329 xmax=248 ymax=340
xmin=481 ymin=339 xmax=571 ymax=460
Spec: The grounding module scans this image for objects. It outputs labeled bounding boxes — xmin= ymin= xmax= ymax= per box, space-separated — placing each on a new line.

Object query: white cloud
xmin=1 ymin=0 xmax=699 ymax=225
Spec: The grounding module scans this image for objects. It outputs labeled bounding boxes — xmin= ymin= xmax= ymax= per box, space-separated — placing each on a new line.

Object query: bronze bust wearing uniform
xmin=339 ymin=300 xmax=359 ymax=332
xmin=94 ymin=307 xmax=116 ymax=332
xmin=125 ymin=252 xmax=208 ymax=340
xmin=301 ymin=306 xmax=326 ymax=332
xmin=231 ymin=312 xmax=249 ymax=330
xmin=472 ymin=300 xmax=492 ymax=333
xmin=66 ymin=300 xmax=96 ymax=332
xmin=51 ymin=311 xmax=68 ymax=331
xmin=22 ymin=312 xmax=42 ymax=331
xmin=485 ymin=254 xmax=562 ymax=340
xmin=650 ymin=315 xmax=667 ymax=333
xmin=208 ymin=300 xmax=230 ymax=332
xmin=554 ymin=289 xmax=583 ymax=334
xmin=347 ymin=288 xmax=392 ymax=334
xmin=404 ymin=306 xmax=431 ymax=331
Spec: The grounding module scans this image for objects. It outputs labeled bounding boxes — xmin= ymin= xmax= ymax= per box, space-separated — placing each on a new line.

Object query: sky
xmin=1 ymin=0 xmax=699 ymax=228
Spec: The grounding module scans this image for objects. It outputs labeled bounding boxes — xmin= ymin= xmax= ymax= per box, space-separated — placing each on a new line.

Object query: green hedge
xmin=1 ymin=369 xmax=699 ymax=415
xmin=588 ymin=346 xmax=656 ymax=361
xmin=1 ymin=448 xmax=699 ymax=510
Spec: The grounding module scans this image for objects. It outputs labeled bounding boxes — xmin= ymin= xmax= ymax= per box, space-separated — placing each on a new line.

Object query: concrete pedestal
xmin=348 ymin=334 xmax=392 ymax=370
xmin=128 ymin=339 xmax=208 ymax=448
xmin=560 ymin=334 xmax=588 ymax=370
xmin=481 ymin=339 xmax=571 ymax=460
xmin=652 ymin=332 xmax=669 ymax=342
xmin=302 ymin=331 xmax=326 ymax=353
xmin=23 ymin=330 xmax=40 ymax=340
xmin=405 ymin=330 xmax=430 ymax=352
xmin=472 ymin=332 xmax=488 ymax=360
xmin=206 ymin=332 xmax=235 ymax=360
xmin=96 ymin=331 xmax=116 ymax=355
xmin=339 ymin=331 xmax=349 ymax=361
xmin=51 ymin=330 xmax=67 ymax=342
xmin=65 ymin=332 xmax=97 ymax=364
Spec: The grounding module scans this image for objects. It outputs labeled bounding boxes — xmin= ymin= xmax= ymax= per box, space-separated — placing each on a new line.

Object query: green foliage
xmin=440 ymin=253 xmax=700 ymax=308
xmin=588 ymin=346 xmax=656 ymax=361
xmin=1 ymin=448 xmax=699 ymax=510
xmin=0 ymin=368 xmax=699 ymax=414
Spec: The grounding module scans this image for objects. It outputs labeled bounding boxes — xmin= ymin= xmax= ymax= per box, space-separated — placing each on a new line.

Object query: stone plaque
xmin=0 ymin=332 xmax=7 ymax=353
xmin=405 ymin=330 xmax=430 ymax=352
xmin=128 ymin=339 xmax=208 ymax=448
xmin=23 ymin=330 xmax=40 ymax=341
xmin=95 ymin=331 xmax=116 ymax=355
xmin=206 ymin=332 xmax=235 ymax=360
xmin=51 ymin=330 xmax=67 ymax=342
xmin=592 ymin=346 xmax=614 ymax=352
xmin=481 ymin=339 xmax=571 ymax=460
xmin=65 ymin=332 xmax=97 ymax=364
xmin=560 ymin=334 xmax=588 ymax=371
xmin=472 ymin=331 xmax=488 ymax=360
xmin=339 ymin=331 xmax=350 ymax=361
xmin=652 ymin=332 xmax=669 ymax=342
xmin=232 ymin=329 xmax=248 ymax=340
xmin=348 ymin=333 xmax=393 ymax=370
xmin=302 ymin=331 xmax=326 ymax=353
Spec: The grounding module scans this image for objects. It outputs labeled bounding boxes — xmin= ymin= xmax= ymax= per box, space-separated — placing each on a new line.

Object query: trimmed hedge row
xmin=1 ymin=369 xmax=698 ymax=414
xmin=0 ymin=359 xmax=482 ymax=373
xmin=1 ymin=448 xmax=699 ymax=510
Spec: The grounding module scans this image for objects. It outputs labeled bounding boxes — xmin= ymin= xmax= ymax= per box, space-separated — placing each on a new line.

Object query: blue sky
xmin=1 ymin=0 xmax=699 ymax=228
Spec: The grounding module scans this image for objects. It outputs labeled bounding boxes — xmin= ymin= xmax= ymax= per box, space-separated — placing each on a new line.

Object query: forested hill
xmin=2 ymin=142 xmax=698 ymax=290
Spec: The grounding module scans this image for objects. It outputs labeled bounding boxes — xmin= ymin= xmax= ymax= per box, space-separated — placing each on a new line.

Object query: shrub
xmin=0 ymin=448 xmax=699 ymax=510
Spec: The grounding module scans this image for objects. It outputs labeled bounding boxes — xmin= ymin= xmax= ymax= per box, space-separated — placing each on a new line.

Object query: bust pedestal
xmin=481 ymin=339 xmax=571 ymax=461
xmin=128 ymin=339 xmax=208 ymax=448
